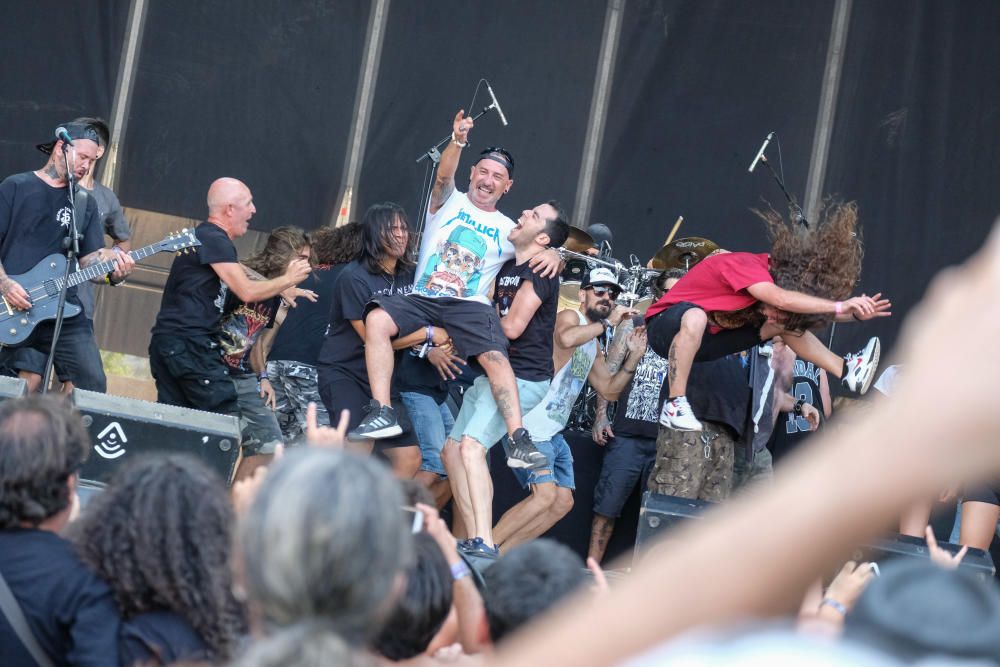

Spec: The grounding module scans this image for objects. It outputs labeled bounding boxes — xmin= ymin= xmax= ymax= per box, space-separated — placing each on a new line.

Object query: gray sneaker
xmin=506 ymin=428 xmax=547 ymax=470
xmin=348 ymin=400 xmax=402 ymax=440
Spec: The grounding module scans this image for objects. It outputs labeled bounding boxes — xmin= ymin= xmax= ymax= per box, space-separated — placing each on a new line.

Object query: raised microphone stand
xmin=758 ymin=154 xmax=810 ymax=229
xmin=414 ymin=102 xmax=499 ymax=241
xmin=41 ymin=145 xmax=82 ymax=394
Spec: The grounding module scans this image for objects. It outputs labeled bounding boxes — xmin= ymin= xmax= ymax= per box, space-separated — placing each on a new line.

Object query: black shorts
xmin=319 ymin=375 xmax=416 ymax=448
xmin=647 ymin=302 xmax=762 ymax=362
xmin=148 ymin=334 xmax=238 ymax=415
xmin=593 ymin=434 xmax=658 ymax=518
xmin=365 ymin=294 xmax=508 ymax=360
xmin=964 ymin=486 xmax=1000 ymax=506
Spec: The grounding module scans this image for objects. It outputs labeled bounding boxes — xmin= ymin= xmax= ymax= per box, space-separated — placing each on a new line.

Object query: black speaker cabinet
xmin=854 ymin=533 xmax=995 ymax=582
xmin=634 ymin=491 xmax=711 ymax=562
xmin=72 ymin=390 xmax=241 ymax=485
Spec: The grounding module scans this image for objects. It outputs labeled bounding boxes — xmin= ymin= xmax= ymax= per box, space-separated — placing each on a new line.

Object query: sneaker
xmin=461 ymin=537 xmax=500 ymax=558
xmin=842 ymin=336 xmax=881 ymax=395
xmin=659 ymin=396 xmax=703 ymax=431
xmin=506 ymin=428 xmax=547 ymax=470
xmin=347 ymin=400 xmax=402 ymax=440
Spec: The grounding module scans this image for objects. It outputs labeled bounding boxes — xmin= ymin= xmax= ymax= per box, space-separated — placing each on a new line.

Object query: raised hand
xmin=625 ymin=328 xmax=647 ymax=355
xmin=284 ymin=257 xmax=312 ymax=285
xmin=609 ymin=305 xmax=639 ymax=327
xmin=924 ymin=525 xmax=968 ymax=570
xmin=453 ymin=109 xmax=473 ymax=145
xmin=851 ymin=292 xmax=892 ymax=321
xmin=305 ymin=402 xmax=348 ymax=449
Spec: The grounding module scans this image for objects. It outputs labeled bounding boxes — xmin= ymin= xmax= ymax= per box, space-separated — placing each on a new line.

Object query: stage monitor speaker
xmin=0 ymin=375 xmax=28 ymax=401
xmin=636 ymin=492 xmax=995 ymax=581
xmin=72 ymin=389 xmax=241 ymax=485
xmin=634 ymin=491 xmax=711 ymax=562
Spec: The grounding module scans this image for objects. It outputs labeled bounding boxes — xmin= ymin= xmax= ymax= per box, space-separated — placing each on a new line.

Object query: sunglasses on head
xmin=588 ymin=285 xmax=620 ymax=299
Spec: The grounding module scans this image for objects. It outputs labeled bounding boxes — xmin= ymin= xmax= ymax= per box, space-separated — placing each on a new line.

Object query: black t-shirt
xmin=316 ymin=260 xmax=414 ymax=391
xmin=0 ymin=172 xmax=103 ymax=306
xmin=218 ymin=287 xmax=280 ymax=376
xmin=659 ymin=354 xmax=751 ymax=438
xmin=494 ymin=258 xmax=558 ymax=382
xmin=0 ymin=528 xmax=121 ymax=667
xmin=268 ymin=263 xmax=346 ymax=366
xmin=76 ymin=181 xmax=131 ymax=319
xmin=770 ymin=358 xmax=826 ymax=464
xmin=119 ymin=609 xmax=209 ymax=666
xmin=151 ymin=221 xmax=238 ymax=337
xmin=612 ymin=345 xmax=670 ymax=439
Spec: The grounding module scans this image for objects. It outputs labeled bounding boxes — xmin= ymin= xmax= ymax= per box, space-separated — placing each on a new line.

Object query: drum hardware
xmin=650 ymin=236 xmax=720 ymax=270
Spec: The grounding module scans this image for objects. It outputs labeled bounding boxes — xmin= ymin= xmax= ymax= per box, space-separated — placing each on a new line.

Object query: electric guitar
xmin=0 ymin=229 xmax=200 ymax=346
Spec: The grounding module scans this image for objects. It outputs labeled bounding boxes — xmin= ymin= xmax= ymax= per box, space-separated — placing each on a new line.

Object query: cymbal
xmin=562 ymin=226 xmax=595 ymax=253
xmin=650 ymin=236 xmax=719 ymax=270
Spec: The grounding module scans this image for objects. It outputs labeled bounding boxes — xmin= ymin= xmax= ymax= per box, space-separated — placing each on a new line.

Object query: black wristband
xmin=793 ymin=399 xmax=805 ymax=416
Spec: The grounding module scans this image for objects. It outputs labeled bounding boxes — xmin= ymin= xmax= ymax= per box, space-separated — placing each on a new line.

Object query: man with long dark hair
xmin=316 ymin=202 xmax=422 ymax=476
xmin=355 ymin=111 xmax=561 ymax=471
xmin=646 ymin=203 xmax=890 ymax=432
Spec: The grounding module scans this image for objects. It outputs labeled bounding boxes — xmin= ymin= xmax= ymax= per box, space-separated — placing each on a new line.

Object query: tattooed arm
xmin=430 ymin=110 xmax=472 ymax=214
xmin=592 ymin=320 xmax=634 ymax=445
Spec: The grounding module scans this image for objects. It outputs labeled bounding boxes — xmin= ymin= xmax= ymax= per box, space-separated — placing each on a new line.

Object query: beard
xmin=584 ymin=302 xmax=612 ymax=323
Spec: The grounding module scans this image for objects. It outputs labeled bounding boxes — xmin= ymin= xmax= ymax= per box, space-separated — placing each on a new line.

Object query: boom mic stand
xmin=757 ymin=154 xmax=810 ymax=229
xmin=41 ymin=145 xmax=83 ymax=394
xmin=414 ymin=101 xmax=501 ymax=241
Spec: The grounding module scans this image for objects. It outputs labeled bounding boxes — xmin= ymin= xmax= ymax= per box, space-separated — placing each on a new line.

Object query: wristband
xmin=600 ymin=318 xmax=612 ymax=329
xmin=425 ymin=325 xmax=435 ymax=345
xmin=257 ymin=371 xmax=269 ymax=381
xmin=793 ymin=399 xmax=804 ymax=416
xmin=820 ymin=597 xmax=847 ymax=615
xmin=834 ymin=301 xmax=843 ymax=315
xmin=451 ymin=131 xmax=468 ymax=148
xmin=450 ymin=560 xmax=471 ymax=581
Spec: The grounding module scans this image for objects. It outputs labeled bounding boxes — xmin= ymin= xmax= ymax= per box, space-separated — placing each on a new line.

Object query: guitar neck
xmin=68 ymin=243 xmax=165 ymax=287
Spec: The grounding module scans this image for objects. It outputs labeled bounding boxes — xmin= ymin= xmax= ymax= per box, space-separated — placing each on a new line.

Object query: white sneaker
xmin=659 ymin=396 xmax=703 ymax=431
xmin=842 ymin=336 xmax=881 ymax=395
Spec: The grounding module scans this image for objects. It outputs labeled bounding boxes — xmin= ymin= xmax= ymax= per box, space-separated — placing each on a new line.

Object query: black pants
xmin=148 ymin=334 xmax=239 ymax=415
xmin=647 ymin=302 xmax=762 ymax=362
xmin=0 ymin=316 xmax=106 ymax=391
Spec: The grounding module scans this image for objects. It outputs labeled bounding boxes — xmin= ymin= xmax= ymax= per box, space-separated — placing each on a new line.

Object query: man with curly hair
xmin=645 ymin=202 xmax=889 ymax=432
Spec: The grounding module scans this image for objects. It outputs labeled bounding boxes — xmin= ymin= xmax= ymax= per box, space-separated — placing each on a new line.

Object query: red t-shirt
xmin=645 ymin=252 xmax=773 ymax=323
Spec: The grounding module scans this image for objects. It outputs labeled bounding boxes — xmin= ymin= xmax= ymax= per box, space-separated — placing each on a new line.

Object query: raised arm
xmin=429 ymin=110 xmax=472 ymax=214
xmin=212 ymin=258 xmax=311 ymax=304
xmin=592 ymin=320 xmax=634 ymax=445
xmin=587 ymin=328 xmax=646 ymax=401
xmin=747 ymin=282 xmax=884 ymax=320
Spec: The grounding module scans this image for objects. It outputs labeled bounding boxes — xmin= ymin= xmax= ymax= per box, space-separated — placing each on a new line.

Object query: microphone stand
xmin=758 ymin=155 xmax=810 ymax=228
xmin=41 ymin=146 xmax=83 ymax=394
xmin=414 ymin=102 xmax=498 ymax=241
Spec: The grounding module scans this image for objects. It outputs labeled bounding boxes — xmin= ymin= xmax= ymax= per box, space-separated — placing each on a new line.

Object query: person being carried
xmin=645 ymin=202 xmax=889 ymax=431
xmin=354 ymin=110 xmax=561 ymax=469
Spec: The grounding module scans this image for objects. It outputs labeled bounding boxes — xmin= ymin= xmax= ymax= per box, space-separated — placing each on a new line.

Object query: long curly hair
xmin=311 ymin=222 xmax=363 ymax=266
xmin=68 ymin=454 xmax=247 ymax=660
xmin=755 ymin=200 xmax=863 ymax=332
xmin=244 ymin=226 xmax=310 ymax=279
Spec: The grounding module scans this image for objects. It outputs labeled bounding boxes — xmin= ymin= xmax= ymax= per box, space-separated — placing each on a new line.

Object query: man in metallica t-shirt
xmin=353 ymin=111 xmax=561 ymax=471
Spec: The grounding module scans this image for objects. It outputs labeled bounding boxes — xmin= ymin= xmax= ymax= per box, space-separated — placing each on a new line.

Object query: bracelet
xmin=600 ymin=319 xmax=612 ymax=329
xmin=451 ymin=131 xmax=468 ymax=148
xmin=834 ymin=301 xmax=843 ymax=315
xmin=820 ymin=597 xmax=847 ymax=615
xmin=793 ymin=399 xmax=805 ymax=416
xmin=257 ymin=371 xmax=269 ymax=381
xmin=425 ymin=325 xmax=435 ymax=345
xmin=450 ymin=560 xmax=471 ymax=581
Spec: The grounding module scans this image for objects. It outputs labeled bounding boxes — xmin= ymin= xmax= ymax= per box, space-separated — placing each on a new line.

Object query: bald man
xmin=148 ymin=178 xmax=311 ymax=414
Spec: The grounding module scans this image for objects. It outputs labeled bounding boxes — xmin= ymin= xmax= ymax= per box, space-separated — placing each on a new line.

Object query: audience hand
xmin=417 ymin=502 xmax=461 ymax=565
xmin=824 ymin=560 xmax=876 ymax=613
xmin=280 ymin=286 xmax=318 ymax=307
xmin=850 ymin=292 xmax=892 ymax=321
xmin=587 ymin=557 xmax=609 ymax=594
xmin=283 ymin=257 xmax=312 ymax=285
xmin=305 ymin=402 xmax=348 ymax=449
xmin=592 ymin=416 xmax=614 ymax=446
xmin=529 ymin=247 xmax=564 ymax=279
xmin=259 ymin=378 xmax=276 ymax=409
xmin=231 ymin=464 xmax=269 ymax=516
xmin=608 ymin=305 xmax=638 ymax=327
xmin=802 ymin=403 xmax=820 ymax=430
xmin=428 ymin=346 xmax=466 ymax=381
xmin=453 ymin=109 xmax=473 ymax=144
xmin=925 ymin=525 xmax=968 ymax=570
xmin=625 ymin=328 xmax=647 ymax=355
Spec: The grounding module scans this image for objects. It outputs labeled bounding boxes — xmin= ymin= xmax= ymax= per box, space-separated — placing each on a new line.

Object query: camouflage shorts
xmin=266 ymin=360 xmax=329 ymax=441
xmin=648 ymin=420 xmax=735 ymax=502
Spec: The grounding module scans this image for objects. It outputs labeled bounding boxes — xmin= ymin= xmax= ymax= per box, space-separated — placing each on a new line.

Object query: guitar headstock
xmin=155 ymin=228 xmax=202 ymax=255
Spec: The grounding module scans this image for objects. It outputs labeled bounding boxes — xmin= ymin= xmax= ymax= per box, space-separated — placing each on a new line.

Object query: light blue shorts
xmin=448 ymin=374 xmax=549 ymax=450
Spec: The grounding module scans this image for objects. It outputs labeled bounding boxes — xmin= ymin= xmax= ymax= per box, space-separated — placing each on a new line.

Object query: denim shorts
xmin=506 ymin=432 xmax=575 ymax=490
xmin=401 ymin=391 xmax=455 ymax=477
xmin=593 ymin=434 xmax=657 ymax=518
xmin=448 ymin=374 xmax=550 ymax=450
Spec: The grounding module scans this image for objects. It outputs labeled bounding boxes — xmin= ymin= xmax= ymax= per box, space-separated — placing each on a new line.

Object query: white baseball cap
xmin=583 ymin=267 xmax=622 ymax=291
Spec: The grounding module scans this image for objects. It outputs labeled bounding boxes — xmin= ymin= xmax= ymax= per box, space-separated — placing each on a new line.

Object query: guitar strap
xmin=0 ymin=568 xmax=56 ymax=667
xmin=71 ymin=186 xmax=91 ymax=266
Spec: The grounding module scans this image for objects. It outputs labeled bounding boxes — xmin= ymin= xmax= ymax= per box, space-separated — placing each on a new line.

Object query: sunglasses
xmin=587 ymin=285 xmax=620 ymax=299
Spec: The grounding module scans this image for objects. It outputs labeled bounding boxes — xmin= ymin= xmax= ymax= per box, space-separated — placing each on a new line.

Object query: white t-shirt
xmin=413 ymin=190 xmax=515 ymax=304
xmin=522 ymin=311 xmax=599 ymax=440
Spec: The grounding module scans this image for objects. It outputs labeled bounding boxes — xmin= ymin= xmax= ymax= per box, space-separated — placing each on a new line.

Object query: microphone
xmin=485 ymin=81 xmax=509 ymax=126
xmin=55 ymin=127 xmax=75 ymax=147
xmin=748 ymin=132 xmax=774 ymax=173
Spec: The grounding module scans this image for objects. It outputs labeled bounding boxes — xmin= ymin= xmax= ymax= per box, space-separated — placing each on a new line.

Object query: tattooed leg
xmin=478 ymin=350 xmax=524 ymax=435
xmin=668 ymin=308 xmax=707 ymax=397
xmin=588 ymin=514 xmax=616 ymax=563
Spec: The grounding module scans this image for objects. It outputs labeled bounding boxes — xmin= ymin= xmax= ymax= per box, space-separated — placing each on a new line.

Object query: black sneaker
xmin=506 ymin=428 xmax=547 ymax=470
xmin=348 ymin=400 xmax=402 ymax=440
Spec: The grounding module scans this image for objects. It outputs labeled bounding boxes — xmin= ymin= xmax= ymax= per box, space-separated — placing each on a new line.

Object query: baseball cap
xmin=582 ymin=267 xmax=622 ymax=291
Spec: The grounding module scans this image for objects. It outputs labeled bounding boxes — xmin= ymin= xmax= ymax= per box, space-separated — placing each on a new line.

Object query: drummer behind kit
xmin=555 ymin=234 xmax=720 ymax=429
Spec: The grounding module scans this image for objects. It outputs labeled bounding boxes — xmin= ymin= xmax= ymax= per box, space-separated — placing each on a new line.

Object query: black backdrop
xmin=2 ymin=0 xmax=999 ymax=361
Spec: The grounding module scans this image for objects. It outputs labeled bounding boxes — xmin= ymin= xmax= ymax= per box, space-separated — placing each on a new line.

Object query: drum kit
xmin=557 ymin=227 xmax=719 ymax=430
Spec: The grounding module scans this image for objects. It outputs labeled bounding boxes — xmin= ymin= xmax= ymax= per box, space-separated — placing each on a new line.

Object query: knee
xmin=441 ymin=439 xmax=460 ymax=466
xmin=679 ymin=308 xmax=707 ymax=334
xmin=531 ymin=481 xmax=558 ymax=506
xmin=366 ymin=309 xmax=396 ymax=337
xmin=553 ymin=488 xmax=574 ymax=517
xmin=459 ymin=438 xmax=486 ymax=466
